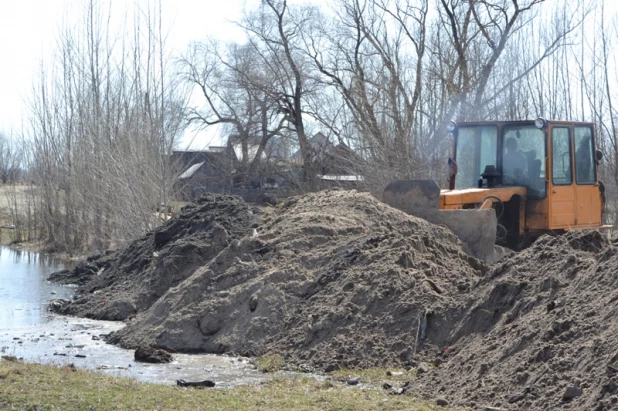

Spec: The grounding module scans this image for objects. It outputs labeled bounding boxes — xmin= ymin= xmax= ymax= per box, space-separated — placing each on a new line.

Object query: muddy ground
xmin=50 ymin=190 xmax=617 ymax=410
xmin=50 ymin=194 xmax=258 ymax=320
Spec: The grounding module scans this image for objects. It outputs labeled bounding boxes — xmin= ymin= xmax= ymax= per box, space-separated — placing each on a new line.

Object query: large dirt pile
xmin=108 ymin=190 xmax=487 ymax=369
xmin=49 ymin=194 xmax=257 ymax=320
xmin=420 ymin=230 xmax=618 ymax=410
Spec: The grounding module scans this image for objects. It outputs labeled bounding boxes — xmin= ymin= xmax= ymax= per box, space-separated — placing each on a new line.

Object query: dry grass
xmin=331 ymin=367 xmax=417 ymax=385
xmin=255 ymin=353 xmax=285 ymax=373
xmin=0 ymin=360 xmax=447 ymax=411
xmin=0 ymin=184 xmax=35 ymax=245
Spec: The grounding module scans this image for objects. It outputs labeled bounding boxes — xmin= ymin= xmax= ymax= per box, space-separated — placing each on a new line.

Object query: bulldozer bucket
xmin=383 ymin=180 xmax=498 ymax=262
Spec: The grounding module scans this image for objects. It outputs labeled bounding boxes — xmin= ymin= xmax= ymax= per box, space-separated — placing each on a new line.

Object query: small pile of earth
xmin=49 ymin=251 xmax=116 ymax=286
xmin=49 ymin=194 xmax=257 ymax=320
xmin=418 ymin=230 xmax=618 ymax=410
xmin=108 ymin=190 xmax=487 ymax=369
xmin=134 ymin=345 xmax=173 ymax=363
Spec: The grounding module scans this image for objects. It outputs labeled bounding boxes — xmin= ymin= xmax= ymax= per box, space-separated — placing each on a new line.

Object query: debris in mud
xmin=176 ymin=379 xmax=216 ymax=388
xmin=416 ymin=362 xmax=429 ymax=375
xmin=389 ymin=381 xmax=409 ymax=395
xmin=298 ymin=364 xmax=315 ymax=373
xmin=134 ymin=346 xmax=173 ymax=363
xmin=347 ymin=377 xmax=360 ymax=386
xmin=48 ymin=194 xmax=258 ymax=320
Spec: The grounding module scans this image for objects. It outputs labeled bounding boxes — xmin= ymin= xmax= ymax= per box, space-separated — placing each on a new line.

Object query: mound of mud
xmin=49 ymin=194 xmax=257 ymax=320
xmin=108 ymin=190 xmax=486 ymax=369
xmin=421 ymin=230 xmax=617 ymax=410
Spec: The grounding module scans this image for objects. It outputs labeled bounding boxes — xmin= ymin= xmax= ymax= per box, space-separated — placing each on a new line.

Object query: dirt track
xmin=49 ymin=190 xmax=618 ymax=410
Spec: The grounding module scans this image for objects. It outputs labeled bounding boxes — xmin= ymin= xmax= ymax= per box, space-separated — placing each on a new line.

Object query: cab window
xmin=502 ymin=125 xmax=546 ymax=198
xmin=574 ymin=126 xmax=595 ymax=184
xmin=454 ymin=126 xmax=498 ymax=189
xmin=552 ymin=127 xmax=572 ymax=185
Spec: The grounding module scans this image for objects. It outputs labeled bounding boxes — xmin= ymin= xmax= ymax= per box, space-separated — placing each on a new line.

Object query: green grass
xmin=0 ymin=360 xmax=447 ymax=411
xmin=254 ymin=353 xmax=284 ymax=373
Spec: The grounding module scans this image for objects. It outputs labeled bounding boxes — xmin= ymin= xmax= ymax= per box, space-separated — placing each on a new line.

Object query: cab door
xmin=549 ymin=126 xmax=576 ymax=228
xmin=573 ymin=125 xmax=602 ymax=226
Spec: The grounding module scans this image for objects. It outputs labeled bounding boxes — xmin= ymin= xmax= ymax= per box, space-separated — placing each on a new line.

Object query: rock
xmin=249 ymin=294 xmax=258 ymax=312
xmin=1 ymin=355 xmax=19 ymax=362
xmin=324 ymin=364 xmax=338 ymax=373
xmin=383 ymin=382 xmax=392 ymax=390
xmin=212 ymin=223 xmax=229 ymax=246
xmin=507 ymin=393 xmax=525 ymax=403
xmin=134 ymin=345 xmax=173 ymax=363
xmin=75 ymin=354 xmax=87 ymax=358
xmin=48 ymin=299 xmax=71 ymax=312
xmin=391 ymin=381 xmax=409 ymax=395
xmin=457 ymin=281 xmax=469 ymax=291
xmin=417 ymin=362 xmax=429 ymax=374
xmin=92 ymin=335 xmax=100 ymax=341
xmin=299 ymin=364 xmax=315 ymax=373
xmin=176 ymin=379 xmax=216 ymax=388
xmin=483 ymin=407 xmax=505 ymax=411
xmin=100 ymin=300 xmax=136 ymax=321
xmin=347 ymin=377 xmax=360 ymax=385
xmin=436 ymin=398 xmax=449 ymax=406
xmin=563 ymin=385 xmax=583 ymax=401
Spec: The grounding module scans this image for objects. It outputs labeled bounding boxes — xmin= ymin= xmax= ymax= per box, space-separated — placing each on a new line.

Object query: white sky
xmin=0 ymin=0 xmax=285 ymax=148
xmin=0 ymin=0 xmax=614 ymax=149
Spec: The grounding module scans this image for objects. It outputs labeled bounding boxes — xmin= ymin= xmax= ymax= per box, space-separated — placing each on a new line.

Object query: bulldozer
xmin=383 ymin=118 xmax=608 ymax=262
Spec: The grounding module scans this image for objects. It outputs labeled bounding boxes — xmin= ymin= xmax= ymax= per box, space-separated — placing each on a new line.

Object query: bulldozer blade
xmin=383 ymin=180 xmax=497 ymax=262
xmin=383 ymin=180 xmax=441 ymax=220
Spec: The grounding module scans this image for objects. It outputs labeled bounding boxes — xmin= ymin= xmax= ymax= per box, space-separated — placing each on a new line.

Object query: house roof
xmin=291 ymin=132 xmax=333 ymax=161
xmin=178 ymin=162 xmax=205 ymax=179
xmin=318 ymin=175 xmax=365 ymax=181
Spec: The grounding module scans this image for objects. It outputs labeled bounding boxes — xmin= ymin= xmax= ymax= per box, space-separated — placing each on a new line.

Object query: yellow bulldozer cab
xmin=384 ymin=119 xmax=607 ymax=262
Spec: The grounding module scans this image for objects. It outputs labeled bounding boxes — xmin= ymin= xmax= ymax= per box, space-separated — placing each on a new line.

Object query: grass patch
xmin=331 ymin=367 xmax=416 ymax=385
xmin=254 ymin=353 xmax=284 ymax=373
xmin=0 ymin=360 xmax=448 ymax=410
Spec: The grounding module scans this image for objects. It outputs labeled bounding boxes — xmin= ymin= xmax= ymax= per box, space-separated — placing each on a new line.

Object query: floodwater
xmin=0 ymin=247 xmax=278 ymax=387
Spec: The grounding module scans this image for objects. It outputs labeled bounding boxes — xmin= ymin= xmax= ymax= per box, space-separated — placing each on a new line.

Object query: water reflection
xmin=0 ymin=247 xmax=288 ymax=386
xmin=0 ymin=247 xmax=73 ymax=328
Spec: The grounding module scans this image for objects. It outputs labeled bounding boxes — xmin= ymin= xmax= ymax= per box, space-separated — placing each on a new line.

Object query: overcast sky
xmin=0 ymin=0 xmax=278 ymax=148
xmin=0 ymin=0 xmax=614 ymax=149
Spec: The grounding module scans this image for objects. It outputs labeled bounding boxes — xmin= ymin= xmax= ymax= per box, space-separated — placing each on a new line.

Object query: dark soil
xmin=49 ymin=194 xmax=258 ymax=320
xmin=415 ymin=230 xmax=617 ymax=410
xmin=107 ymin=190 xmax=486 ymax=369
xmin=49 ymin=188 xmax=618 ymax=410
xmin=134 ymin=345 xmax=173 ymax=363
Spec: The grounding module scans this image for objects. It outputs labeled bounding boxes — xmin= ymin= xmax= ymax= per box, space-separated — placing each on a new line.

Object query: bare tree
xmin=26 ymin=0 xmax=187 ymax=253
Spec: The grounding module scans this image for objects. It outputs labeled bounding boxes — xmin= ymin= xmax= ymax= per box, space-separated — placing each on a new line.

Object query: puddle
xmin=0 ymin=247 xmax=294 ymax=387
xmin=0 ymin=316 xmax=272 ymax=387
xmin=0 ymin=247 xmax=73 ymax=328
